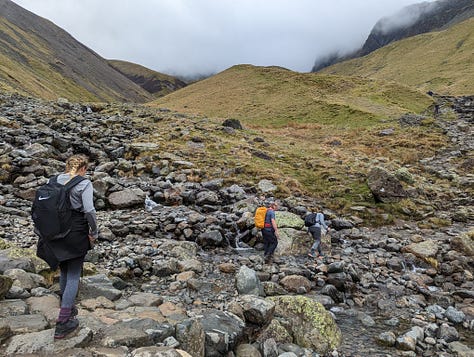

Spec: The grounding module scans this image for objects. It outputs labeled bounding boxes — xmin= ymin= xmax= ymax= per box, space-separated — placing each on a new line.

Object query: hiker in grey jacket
xmin=307 ymin=212 xmax=329 ymax=258
xmin=36 ymin=154 xmax=97 ymax=339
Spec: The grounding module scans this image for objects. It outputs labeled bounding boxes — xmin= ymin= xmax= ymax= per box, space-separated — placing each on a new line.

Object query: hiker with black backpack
xmin=304 ymin=211 xmax=329 ymax=259
xmin=33 ymin=154 xmax=98 ymax=339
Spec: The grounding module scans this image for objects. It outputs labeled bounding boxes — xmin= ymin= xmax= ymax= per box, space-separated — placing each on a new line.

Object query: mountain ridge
xmin=108 ymin=59 xmax=187 ymax=98
xmin=320 ymin=17 xmax=474 ymax=95
xmin=0 ymin=0 xmax=153 ymax=102
xmin=312 ymin=0 xmax=474 ymax=72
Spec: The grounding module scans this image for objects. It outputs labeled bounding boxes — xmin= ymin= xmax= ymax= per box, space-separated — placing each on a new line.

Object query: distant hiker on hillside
xmin=262 ymin=199 xmax=280 ymax=264
xmin=305 ymin=211 xmax=329 ymax=259
xmin=34 ymin=154 xmax=98 ymax=339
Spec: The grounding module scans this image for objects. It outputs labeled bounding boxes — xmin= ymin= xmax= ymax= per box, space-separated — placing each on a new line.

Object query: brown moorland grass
xmin=142 ymin=65 xmax=449 ymax=219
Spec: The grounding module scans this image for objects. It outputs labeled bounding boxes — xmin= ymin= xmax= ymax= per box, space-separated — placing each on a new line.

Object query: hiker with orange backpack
xmin=261 ymin=200 xmax=280 ymax=264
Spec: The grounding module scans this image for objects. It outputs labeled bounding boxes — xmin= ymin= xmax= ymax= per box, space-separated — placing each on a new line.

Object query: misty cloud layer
xmin=14 ymin=0 xmax=436 ymax=77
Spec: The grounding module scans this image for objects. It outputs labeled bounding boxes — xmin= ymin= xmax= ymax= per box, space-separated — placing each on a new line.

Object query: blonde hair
xmin=65 ymin=154 xmax=89 ymax=174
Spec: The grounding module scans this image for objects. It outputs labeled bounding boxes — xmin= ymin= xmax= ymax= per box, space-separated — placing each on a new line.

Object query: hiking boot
xmin=54 ymin=318 xmax=79 ymax=339
xmin=71 ymin=306 xmax=78 ymax=317
xmin=308 ymin=253 xmax=316 ymax=258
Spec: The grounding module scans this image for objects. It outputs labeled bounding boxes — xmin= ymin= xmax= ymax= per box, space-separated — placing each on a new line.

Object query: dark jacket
xmin=36 ymin=211 xmax=91 ymax=270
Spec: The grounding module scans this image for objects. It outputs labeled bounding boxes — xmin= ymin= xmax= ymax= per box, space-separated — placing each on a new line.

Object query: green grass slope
xmin=321 ymin=17 xmax=474 ymax=96
xmin=0 ymin=0 xmax=152 ymax=102
xmin=152 ymin=64 xmax=432 ymax=129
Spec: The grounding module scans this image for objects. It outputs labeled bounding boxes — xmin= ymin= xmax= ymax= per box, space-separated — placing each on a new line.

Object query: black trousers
xmin=262 ymin=229 xmax=278 ymax=256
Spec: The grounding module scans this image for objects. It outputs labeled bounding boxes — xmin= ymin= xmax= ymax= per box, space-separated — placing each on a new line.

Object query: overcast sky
xmin=14 ymin=0 xmax=435 ymax=77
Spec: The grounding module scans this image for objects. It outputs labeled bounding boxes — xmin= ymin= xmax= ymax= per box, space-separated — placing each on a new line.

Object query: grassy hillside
xmin=145 ymin=65 xmax=447 ymax=221
xmin=108 ymin=60 xmax=187 ymax=97
xmin=320 ymin=17 xmax=474 ymax=96
xmin=0 ymin=18 xmax=97 ymax=101
xmin=152 ymin=65 xmax=432 ymax=129
xmin=0 ymin=1 xmax=152 ymax=102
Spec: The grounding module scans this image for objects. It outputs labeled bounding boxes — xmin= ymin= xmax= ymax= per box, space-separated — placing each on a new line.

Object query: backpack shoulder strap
xmin=48 ymin=175 xmax=59 ymax=184
xmin=64 ymin=175 xmax=87 ymax=191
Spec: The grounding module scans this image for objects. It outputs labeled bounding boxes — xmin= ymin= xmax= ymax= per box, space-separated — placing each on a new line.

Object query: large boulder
xmin=275 ymin=229 xmax=312 ymax=257
xmin=199 ymin=310 xmax=246 ymax=357
xmin=235 ymin=266 xmax=264 ymax=296
xmin=267 ymin=295 xmax=342 ymax=355
xmin=107 ymin=188 xmax=146 ymax=208
xmin=367 ymin=167 xmax=407 ymax=203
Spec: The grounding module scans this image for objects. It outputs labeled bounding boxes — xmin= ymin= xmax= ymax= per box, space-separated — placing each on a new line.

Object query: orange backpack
xmin=254 ymin=206 xmax=267 ymax=229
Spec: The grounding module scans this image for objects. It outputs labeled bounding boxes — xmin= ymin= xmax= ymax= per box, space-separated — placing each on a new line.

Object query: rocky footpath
xmin=0 ymin=93 xmax=473 ymax=356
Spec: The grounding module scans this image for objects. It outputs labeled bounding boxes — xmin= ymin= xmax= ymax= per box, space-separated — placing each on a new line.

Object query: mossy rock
xmin=0 ymin=275 xmax=13 ymax=299
xmin=0 ymin=240 xmax=49 ymax=273
xmin=256 ymin=318 xmax=293 ymax=344
xmin=451 ymin=230 xmax=474 ymax=256
xmin=267 ymin=295 xmax=342 ymax=354
xmin=276 ymin=229 xmax=332 ymax=257
xmin=275 ymin=229 xmax=311 ymax=256
xmin=275 ymin=211 xmax=304 ymax=229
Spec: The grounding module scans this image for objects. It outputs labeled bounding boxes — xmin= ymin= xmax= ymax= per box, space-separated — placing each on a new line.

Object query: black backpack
xmin=304 ymin=213 xmax=318 ymax=227
xmin=31 ymin=175 xmax=86 ymax=240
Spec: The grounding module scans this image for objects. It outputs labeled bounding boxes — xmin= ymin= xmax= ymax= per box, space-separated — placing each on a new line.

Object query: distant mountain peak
xmin=313 ymin=0 xmax=474 ymax=72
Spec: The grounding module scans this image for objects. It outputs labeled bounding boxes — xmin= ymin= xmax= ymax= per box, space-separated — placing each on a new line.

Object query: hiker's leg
xmin=268 ymin=233 xmax=278 ymax=256
xmin=309 ymin=227 xmax=319 ymax=254
xmin=59 ymin=260 xmax=68 ymax=296
xmin=57 ymin=256 xmax=84 ymax=322
xmin=312 ymin=227 xmax=322 ymax=255
xmin=262 ymin=230 xmax=272 ymax=261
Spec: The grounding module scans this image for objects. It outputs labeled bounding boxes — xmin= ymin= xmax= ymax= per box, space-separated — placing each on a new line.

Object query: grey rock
xmin=235 ymin=265 xmax=264 ymax=296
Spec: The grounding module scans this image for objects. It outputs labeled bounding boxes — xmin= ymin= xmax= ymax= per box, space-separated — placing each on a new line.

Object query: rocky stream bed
xmin=0 ymin=93 xmax=472 ymax=356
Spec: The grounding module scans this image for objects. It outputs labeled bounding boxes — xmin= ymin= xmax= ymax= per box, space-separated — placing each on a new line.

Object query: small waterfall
xmin=231 ymin=223 xmax=253 ymax=251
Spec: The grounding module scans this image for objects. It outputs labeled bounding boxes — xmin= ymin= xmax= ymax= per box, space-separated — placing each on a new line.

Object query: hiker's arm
xmin=271 ymin=218 xmax=279 ymax=238
xmin=319 ymin=213 xmax=329 ymax=230
xmin=82 ymin=182 xmax=98 ymax=238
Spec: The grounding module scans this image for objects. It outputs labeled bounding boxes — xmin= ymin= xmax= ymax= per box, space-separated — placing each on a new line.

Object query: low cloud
xmin=374 ymin=1 xmax=440 ymax=34
xmin=14 ymin=0 xmax=437 ymax=77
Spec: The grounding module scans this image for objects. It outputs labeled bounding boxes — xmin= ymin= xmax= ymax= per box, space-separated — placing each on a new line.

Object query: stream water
xmin=331 ymin=307 xmax=474 ymax=356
